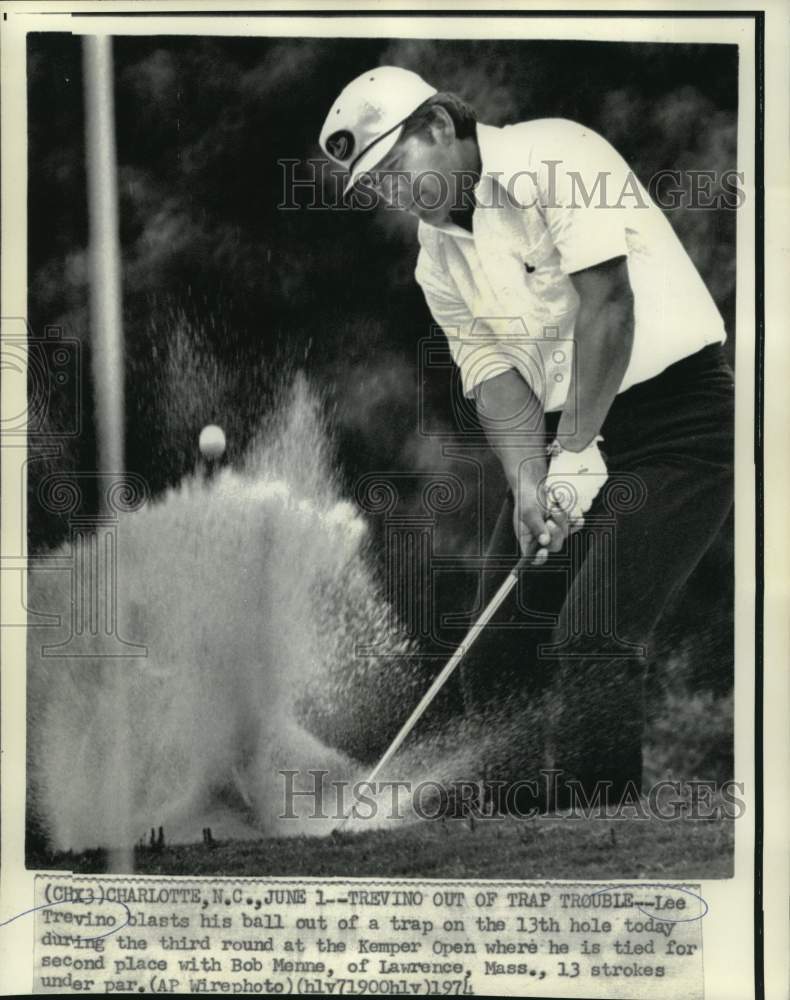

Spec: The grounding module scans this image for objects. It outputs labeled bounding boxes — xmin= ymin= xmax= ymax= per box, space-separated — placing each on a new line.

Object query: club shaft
xmin=335 ymin=556 xmax=527 ymax=831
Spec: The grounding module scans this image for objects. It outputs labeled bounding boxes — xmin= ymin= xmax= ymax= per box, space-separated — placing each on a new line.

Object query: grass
xmin=30 ymin=812 xmax=733 ymax=879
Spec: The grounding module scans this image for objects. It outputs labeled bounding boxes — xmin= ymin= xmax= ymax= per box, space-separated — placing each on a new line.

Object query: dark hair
xmin=399 ymin=91 xmax=478 ymax=142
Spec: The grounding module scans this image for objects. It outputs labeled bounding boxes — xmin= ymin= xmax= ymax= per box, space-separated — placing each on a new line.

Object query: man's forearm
xmin=474 ymin=368 xmax=547 ymax=489
xmin=558 ymin=257 xmax=635 ymax=452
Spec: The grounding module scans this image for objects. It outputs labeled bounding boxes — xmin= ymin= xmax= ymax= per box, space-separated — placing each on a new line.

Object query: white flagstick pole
xmin=334 ymin=555 xmax=528 ymax=833
xmin=84 ymin=34 xmax=125 ymax=479
xmin=83 ymin=35 xmax=132 ymax=872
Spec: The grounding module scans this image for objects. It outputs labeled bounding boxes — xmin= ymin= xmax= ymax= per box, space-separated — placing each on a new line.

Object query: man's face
xmin=367 ymin=120 xmax=474 ymax=227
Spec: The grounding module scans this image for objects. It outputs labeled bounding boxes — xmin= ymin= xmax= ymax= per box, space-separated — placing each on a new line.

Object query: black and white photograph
xmin=2 ymin=3 xmax=786 ymax=998
xmin=22 ymin=16 xmax=747 ymax=878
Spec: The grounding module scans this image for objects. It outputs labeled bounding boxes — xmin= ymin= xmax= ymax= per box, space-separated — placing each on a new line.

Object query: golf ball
xmin=199 ymin=424 xmax=226 ymax=460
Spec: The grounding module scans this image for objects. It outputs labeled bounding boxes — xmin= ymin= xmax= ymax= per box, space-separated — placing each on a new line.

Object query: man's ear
xmin=426 ymin=105 xmax=456 ymax=145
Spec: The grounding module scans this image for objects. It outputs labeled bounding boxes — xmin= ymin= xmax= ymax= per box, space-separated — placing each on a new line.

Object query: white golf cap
xmin=319 ymin=66 xmax=437 ymax=195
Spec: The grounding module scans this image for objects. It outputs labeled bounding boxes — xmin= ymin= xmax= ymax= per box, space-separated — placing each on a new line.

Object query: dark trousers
xmin=460 ymin=344 xmax=734 ymax=807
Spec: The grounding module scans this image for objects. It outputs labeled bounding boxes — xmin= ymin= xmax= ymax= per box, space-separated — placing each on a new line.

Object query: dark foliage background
xmin=27 ymin=33 xmax=737 ymax=699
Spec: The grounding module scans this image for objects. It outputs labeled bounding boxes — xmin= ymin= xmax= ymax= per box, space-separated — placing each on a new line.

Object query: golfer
xmin=319 ymin=67 xmax=734 ymax=809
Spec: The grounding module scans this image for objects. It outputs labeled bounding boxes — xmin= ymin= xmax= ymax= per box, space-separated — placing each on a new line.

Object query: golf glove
xmin=544 ymin=435 xmax=608 ymax=525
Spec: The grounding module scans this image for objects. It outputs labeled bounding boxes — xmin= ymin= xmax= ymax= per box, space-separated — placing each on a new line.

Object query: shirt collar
xmin=417 ymin=122 xmax=505 ymax=241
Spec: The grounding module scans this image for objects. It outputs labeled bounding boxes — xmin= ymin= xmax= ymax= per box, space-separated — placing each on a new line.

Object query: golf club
xmin=334 ymin=553 xmax=529 ymax=833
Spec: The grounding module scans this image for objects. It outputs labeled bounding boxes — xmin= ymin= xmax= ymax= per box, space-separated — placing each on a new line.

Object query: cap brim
xmin=343 ymin=125 xmax=404 ymax=196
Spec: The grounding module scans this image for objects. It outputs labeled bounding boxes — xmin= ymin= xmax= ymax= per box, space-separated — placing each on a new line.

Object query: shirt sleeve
xmin=414 ymin=240 xmax=517 ymax=398
xmin=531 ymin=123 xmax=633 ymax=275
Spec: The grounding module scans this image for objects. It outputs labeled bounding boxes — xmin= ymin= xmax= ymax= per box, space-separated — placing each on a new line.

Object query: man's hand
xmin=512 ymin=440 xmax=606 ymax=564
xmin=512 ymin=460 xmax=572 ymax=566
xmin=544 ymin=436 xmax=608 ymax=526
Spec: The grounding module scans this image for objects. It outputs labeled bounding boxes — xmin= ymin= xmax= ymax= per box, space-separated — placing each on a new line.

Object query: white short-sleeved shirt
xmin=414 ymin=119 xmax=726 ymax=411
